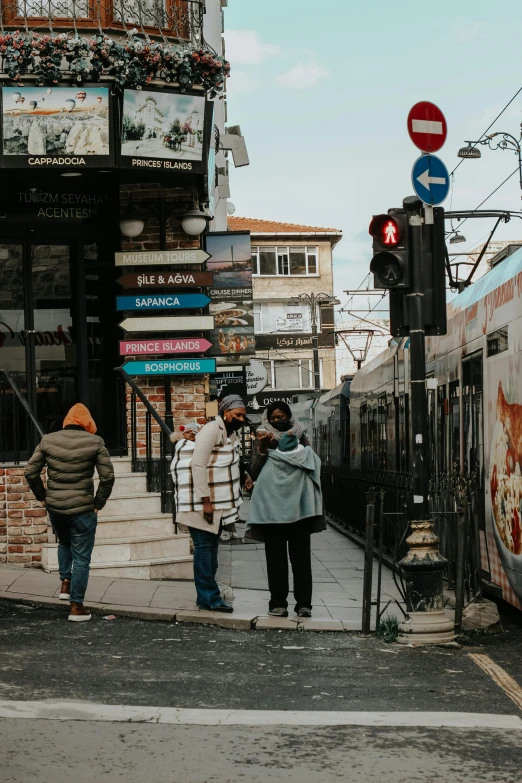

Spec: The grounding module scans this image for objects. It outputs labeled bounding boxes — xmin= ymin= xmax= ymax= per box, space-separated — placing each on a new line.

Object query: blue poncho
xmin=246 ymin=445 xmax=323 ymax=529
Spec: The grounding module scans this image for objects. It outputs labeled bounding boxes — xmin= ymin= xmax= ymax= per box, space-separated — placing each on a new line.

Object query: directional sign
xmin=116 ymin=294 xmax=211 ymax=311
xmin=117 ymin=271 xmax=213 ymax=289
xmin=119 ymin=338 xmax=213 ymax=357
xmin=407 ymin=102 xmax=447 ymax=153
xmin=119 ymin=316 xmax=215 ymax=333
xmin=123 ymin=359 xmax=216 ymax=376
xmin=114 ymin=249 xmax=211 ymax=267
xmin=412 ymin=154 xmax=450 ymax=206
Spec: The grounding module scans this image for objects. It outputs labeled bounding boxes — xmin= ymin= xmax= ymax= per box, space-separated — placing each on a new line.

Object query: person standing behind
xmin=25 ymin=403 xmax=115 ymax=622
xmin=175 ymin=395 xmax=247 ymax=612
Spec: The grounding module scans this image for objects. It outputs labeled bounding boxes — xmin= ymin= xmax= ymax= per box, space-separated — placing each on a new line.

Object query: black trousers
xmin=263 ymin=523 xmax=312 ymax=611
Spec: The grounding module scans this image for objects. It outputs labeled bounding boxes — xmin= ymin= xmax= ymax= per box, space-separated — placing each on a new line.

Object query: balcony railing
xmin=1 ymin=0 xmax=204 ymax=42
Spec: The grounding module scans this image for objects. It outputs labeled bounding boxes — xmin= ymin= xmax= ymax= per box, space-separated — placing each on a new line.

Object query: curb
xmin=0 ymin=590 xmax=364 ymax=633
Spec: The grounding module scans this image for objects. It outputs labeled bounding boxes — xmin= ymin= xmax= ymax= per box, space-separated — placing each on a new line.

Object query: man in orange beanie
xmin=25 ymin=404 xmax=115 ymax=622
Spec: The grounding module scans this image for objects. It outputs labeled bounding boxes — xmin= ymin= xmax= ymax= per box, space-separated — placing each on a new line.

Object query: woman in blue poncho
xmin=246 ymin=430 xmax=325 ymax=618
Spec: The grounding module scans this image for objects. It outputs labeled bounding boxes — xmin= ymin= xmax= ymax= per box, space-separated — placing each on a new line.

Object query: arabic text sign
xmin=123 ymin=359 xmax=216 ymax=376
xmin=117 ymin=271 xmax=213 ymax=289
xmin=114 ymin=249 xmax=211 ymax=266
xmin=119 ymin=315 xmax=215 ymax=332
xmin=116 ymin=294 xmax=210 ymax=311
xmin=119 ymin=338 xmax=212 ymax=356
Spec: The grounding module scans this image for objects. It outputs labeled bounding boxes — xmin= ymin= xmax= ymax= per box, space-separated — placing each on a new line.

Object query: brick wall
xmin=0 ymin=468 xmax=48 ymax=567
xmin=129 ymin=377 xmax=207 ymax=458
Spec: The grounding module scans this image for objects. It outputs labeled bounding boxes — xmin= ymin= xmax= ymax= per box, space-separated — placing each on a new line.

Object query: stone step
xmin=46 ymin=513 xmax=179 ymax=541
xmin=101 ymin=492 xmax=163 ymax=517
xmin=95 ymin=472 xmax=148 ymax=494
xmin=110 ymin=457 xmax=134 ymax=475
xmin=41 ymin=553 xmax=194 ymax=581
xmin=41 ymin=533 xmax=191 ymax=568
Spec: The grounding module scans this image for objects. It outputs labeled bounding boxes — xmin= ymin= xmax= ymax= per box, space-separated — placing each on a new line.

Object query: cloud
xmin=456 ymin=21 xmax=485 ymax=44
xmin=276 ymin=62 xmax=330 ymax=90
xmin=226 ymin=71 xmax=256 ymax=96
xmin=225 ymin=30 xmax=281 ymax=65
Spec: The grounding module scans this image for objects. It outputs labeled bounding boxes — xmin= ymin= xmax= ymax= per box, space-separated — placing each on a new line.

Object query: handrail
xmin=0 ymin=369 xmax=45 ymax=438
xmin=114 ymin=367 xmax=172 ymax=437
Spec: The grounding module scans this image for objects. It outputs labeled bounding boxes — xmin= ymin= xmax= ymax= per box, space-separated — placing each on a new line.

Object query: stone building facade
xmin=229 ymin=217 xmax=342 ymax=413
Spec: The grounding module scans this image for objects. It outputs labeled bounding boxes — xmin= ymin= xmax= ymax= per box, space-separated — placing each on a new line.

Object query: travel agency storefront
xmin=0 ymin=42 xmax=234 ymax=462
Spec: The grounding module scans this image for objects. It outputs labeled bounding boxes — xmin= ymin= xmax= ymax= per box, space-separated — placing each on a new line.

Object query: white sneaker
xmin=59 ymin=580 xmax=71 ymax=600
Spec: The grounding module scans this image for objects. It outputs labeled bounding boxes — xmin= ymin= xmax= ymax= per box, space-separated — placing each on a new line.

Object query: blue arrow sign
xmin=123 ymin=359 xmax=216 ymax=376
xmin=411 ymin=154 xmax=450 ymax=206
xmin=116 ymin=294 xmax=211 ymax=311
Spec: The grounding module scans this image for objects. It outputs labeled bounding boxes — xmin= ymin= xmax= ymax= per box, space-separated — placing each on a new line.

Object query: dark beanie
xmin=278 ymin=431 xmax=298 ymax=452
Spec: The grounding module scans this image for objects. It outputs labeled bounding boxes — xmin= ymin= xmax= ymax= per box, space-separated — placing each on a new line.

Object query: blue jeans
xmin=189 ymin=526 xmax=225 ymax=609
xmin=49 ymin=511 xmax=97 ymax=604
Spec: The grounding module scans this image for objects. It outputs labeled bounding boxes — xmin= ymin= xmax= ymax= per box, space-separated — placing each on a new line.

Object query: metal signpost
xmin=395 ymin=104 xmax=455 ymax=646
xmin=119 ymin=338 xmax=212 ymax=357
xmin=123 ymin=359 xmax=217 ymax=376
xmin=114 ymin=249 xmax=211 ymax=266
xmin=119 ymin=315 xmax=215 ymax=332
xmin=117 ymin=271 xmax=214 ymax=289
xmin=116 ymin=294 xmax=211 ymax=311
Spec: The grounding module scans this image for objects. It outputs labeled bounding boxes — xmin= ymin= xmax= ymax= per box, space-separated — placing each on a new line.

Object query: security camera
xmin=221 ymin=126 xmax=250 ymax=168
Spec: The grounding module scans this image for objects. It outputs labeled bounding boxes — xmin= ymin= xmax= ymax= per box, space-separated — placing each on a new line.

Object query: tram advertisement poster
xmin=120 ymin=89 xmax=206 ymax=173
xmin=1 ymin=86 xmax=113 ymax=168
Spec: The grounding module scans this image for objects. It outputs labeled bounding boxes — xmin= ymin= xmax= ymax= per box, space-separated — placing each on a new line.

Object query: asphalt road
xmin=2 ymin=599 xmax=522 ymax=782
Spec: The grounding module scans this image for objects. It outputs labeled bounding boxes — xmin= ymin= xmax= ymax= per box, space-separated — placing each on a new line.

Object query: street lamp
xmin=457 ymin=128 xmax=522 ymax=191
xmin=449 ymin=232 xmax=466 ymax=244
xmin=287 ymin=293 xmax=340 ymax=391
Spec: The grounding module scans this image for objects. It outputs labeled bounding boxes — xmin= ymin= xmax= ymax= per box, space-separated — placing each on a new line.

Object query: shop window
xmin=251 ymin=246 xmax=319 ymax=277
xmin=261 ymin=359 xmax=316 ymax=390
xmin=274 ymin=361 xmax=300 ymax=390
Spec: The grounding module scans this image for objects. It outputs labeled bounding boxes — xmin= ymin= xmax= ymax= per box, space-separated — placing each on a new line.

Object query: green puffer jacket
xmin=25 ymin=426 xmax=115 ymax=516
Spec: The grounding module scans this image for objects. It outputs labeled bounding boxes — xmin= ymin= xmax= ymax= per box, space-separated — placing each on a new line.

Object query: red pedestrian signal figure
xmin=382 ymin=218 xmax=399 ymax=246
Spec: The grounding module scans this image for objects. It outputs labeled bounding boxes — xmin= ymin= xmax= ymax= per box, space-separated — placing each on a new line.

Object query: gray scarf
xmin=260 ymin=409 xmax=305 ymax=442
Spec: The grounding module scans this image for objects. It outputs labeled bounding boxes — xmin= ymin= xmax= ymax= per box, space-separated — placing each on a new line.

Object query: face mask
xmin=227 ymin=416 xmax=244 ymax=432
xmin=271 ymin=420 xmax=291 ymax=432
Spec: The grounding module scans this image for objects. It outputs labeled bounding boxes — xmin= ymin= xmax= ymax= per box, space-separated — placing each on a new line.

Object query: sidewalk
xmin=0 ymin=524 xmax=405 ymax=632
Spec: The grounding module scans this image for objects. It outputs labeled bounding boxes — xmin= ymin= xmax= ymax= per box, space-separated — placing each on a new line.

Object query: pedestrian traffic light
xmin=369 ymin=210 xmax=410 ymax=289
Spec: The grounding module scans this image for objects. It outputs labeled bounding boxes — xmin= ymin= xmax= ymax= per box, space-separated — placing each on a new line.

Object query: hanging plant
xmin=189 ymin=48 xmax=230 ymax=98
xmin=63 ymin=35 xmax=91 ymax=84
xmin=89 ymin=33 xmax=124 ymax=82
xmin=33 ymin=33 xmax=69 ymax=86
xmin=0 ymin=31 xmax=38 ymax=84
xmin=117 ymin=34 xmax=164 ymax=90
xmin=159 ymin=45 xmax=183 ymax=84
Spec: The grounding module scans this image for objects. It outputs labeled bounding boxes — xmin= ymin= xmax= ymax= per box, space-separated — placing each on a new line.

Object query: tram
xmin=294 ymin=245 xmax=522 ymax=612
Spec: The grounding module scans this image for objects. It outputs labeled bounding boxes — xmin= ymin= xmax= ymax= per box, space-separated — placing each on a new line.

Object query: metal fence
xmin=323 ymin=467 xmax=482 ymax=631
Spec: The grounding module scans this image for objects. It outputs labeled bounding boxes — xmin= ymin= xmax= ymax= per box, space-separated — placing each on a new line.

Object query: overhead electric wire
xmin=449 ymin=85 xmax=522 ymax=178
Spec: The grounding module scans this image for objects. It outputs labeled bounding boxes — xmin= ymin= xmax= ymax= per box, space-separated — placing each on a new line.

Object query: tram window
xmin=463 ymin=355 xmax=484 ymax=483
xmin=449 ymin=381 xmax=460 ymax=474
xmin=427 ymin=385 xmax=437 ymax=476
xmin=437 ymin=385 xmax=447 ymax=473
xmin=360 ymin=403 xmax=369 ymax=470
xmin=378 ymin=396 xmax=387 ymax=470
xmin=398 ymin=394 xmax=408 ymax=472
xmin=487 ymin=327 xmax=508 ymax=357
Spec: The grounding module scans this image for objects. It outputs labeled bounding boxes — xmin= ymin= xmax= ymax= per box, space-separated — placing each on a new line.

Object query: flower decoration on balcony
xmin=0 ymin=31 xmax=37 ymax=84
xmin=0 ymin=30 xmax=230 ymax=95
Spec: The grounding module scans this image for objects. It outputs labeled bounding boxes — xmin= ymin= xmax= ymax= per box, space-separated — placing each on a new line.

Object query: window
xmin=487 ymin=327 xmax=508 ymax=357
xmin=251 ymin=246 xmax=319 ymax=277
xmin=18 ymin=0 xmax=90 ymax=16
xmin=261 ymin=359 xmax=317 ymax=390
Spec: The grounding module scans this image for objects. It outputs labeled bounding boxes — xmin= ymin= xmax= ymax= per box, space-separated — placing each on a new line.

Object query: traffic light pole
xmin=397 ymin=196 xmax=455 ymax=646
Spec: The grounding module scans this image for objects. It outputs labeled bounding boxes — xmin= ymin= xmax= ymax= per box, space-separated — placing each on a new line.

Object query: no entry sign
xmin=407 ymin=102 xmax=447 ymax=153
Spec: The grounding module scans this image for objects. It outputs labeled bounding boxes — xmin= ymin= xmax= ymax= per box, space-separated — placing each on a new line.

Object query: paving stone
xmin=7 ymin=571 xmax=58 ymax=597
xmin=296 ymin=618 xmax=344 ymax=632
xmin=255 ymin=615 xmax=299 ymax=630
xmin=0 ymin=568 xmax=25 ymax=590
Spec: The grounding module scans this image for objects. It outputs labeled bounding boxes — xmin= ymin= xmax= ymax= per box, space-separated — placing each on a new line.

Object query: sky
xmin=224 ymin=0 xmax=522 ymax=310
